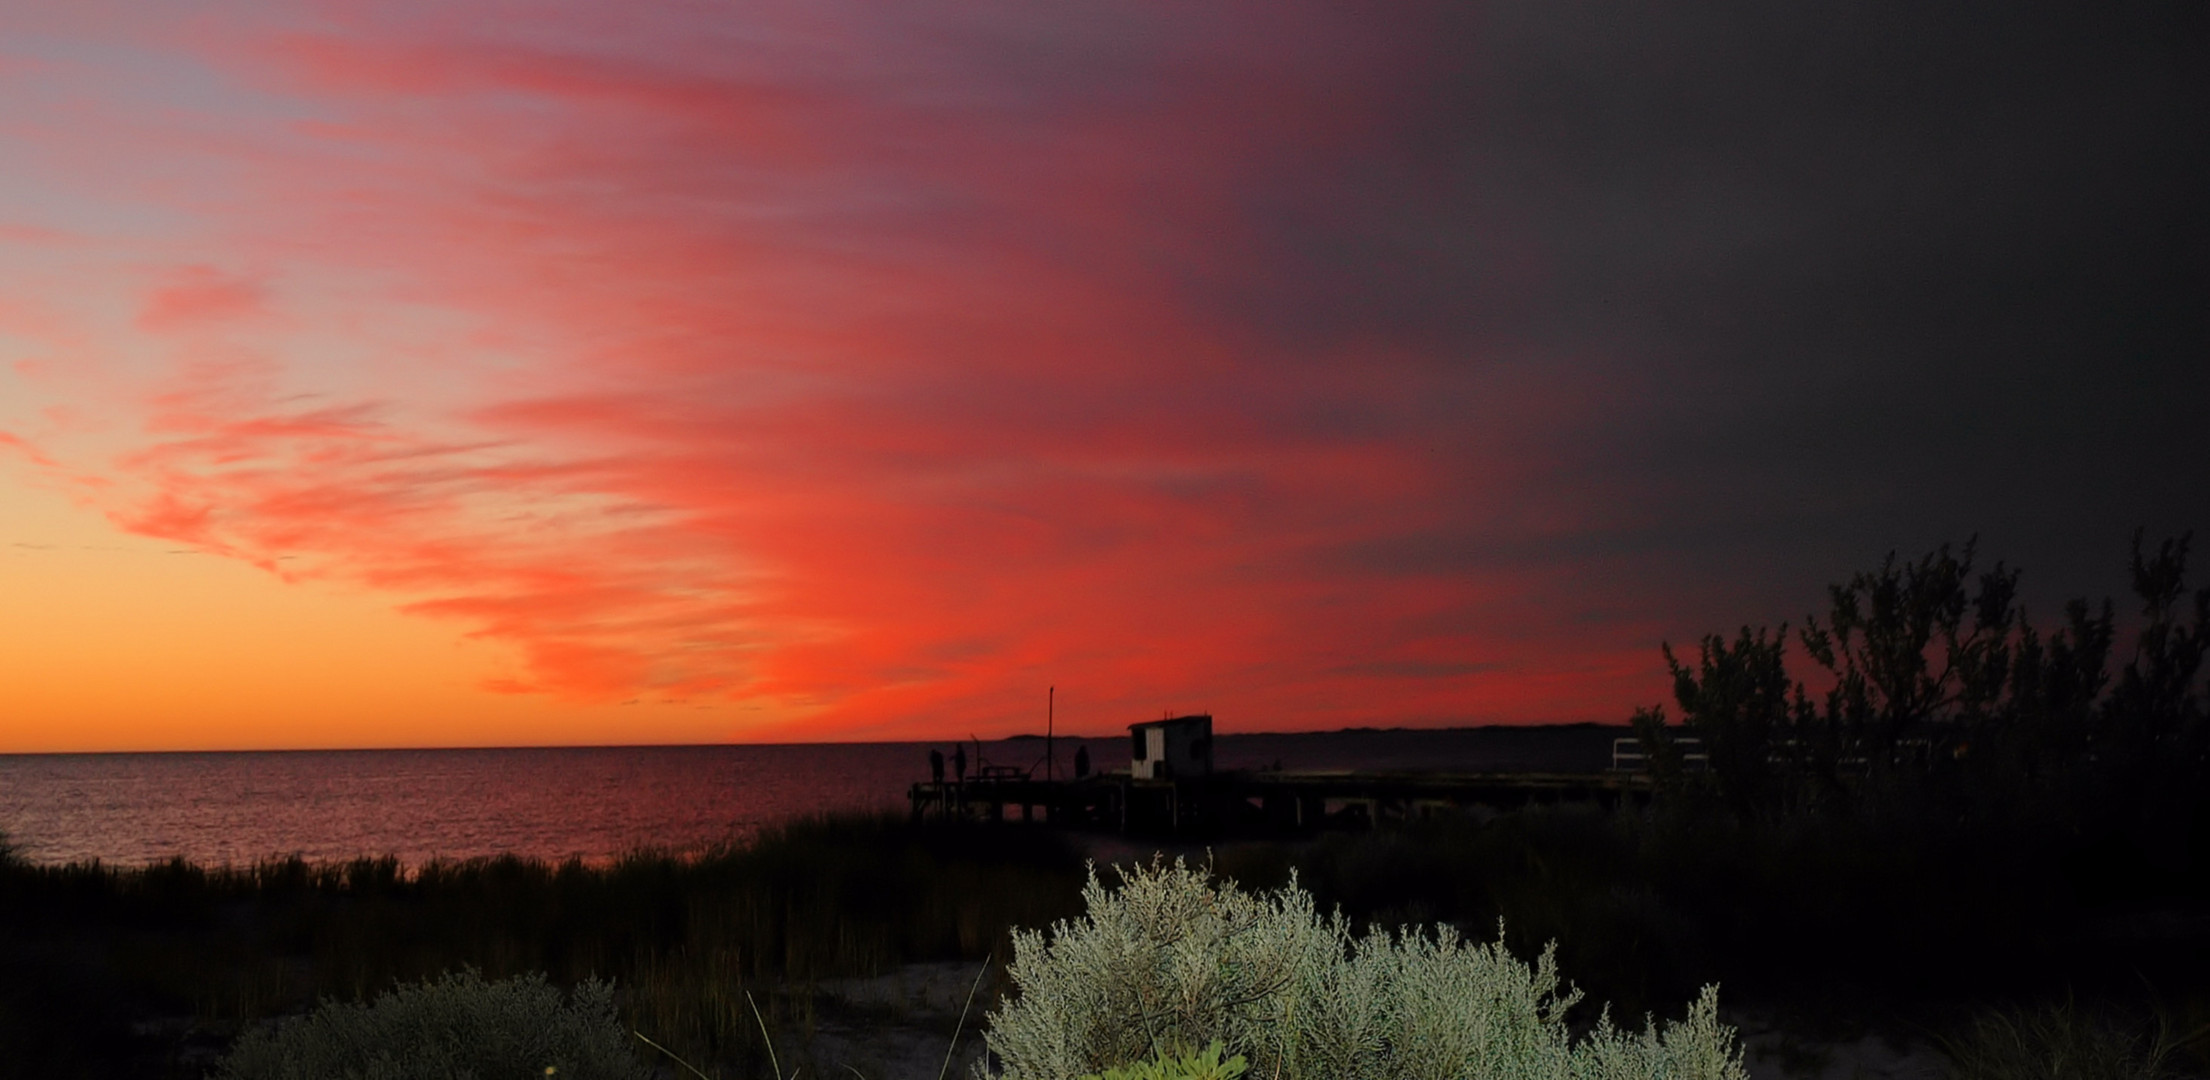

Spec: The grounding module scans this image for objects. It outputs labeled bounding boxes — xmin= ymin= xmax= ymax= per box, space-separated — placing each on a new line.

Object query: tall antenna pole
xmin=1047 ymin=685 xmax=1055 ymax=782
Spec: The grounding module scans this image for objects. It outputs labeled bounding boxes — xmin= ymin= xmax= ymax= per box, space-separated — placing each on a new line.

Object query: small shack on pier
xmin=1130 ymin=713 xmax=1212 ymax=780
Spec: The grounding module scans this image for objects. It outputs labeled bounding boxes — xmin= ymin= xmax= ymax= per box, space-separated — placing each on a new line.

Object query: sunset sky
xmin=2 ymin=1 xmax=2203 ymax=751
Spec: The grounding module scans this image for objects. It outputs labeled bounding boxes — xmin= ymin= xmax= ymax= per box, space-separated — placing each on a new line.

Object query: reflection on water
xmin=0 ymin=739 xmax=1116 ymax=867
xmin=0 ymin=727 xmax=1620 ymax=867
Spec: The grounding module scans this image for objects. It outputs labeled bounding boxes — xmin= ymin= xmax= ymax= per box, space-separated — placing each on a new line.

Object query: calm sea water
xmin=0 ymin=728 xmax=1622 ymax=867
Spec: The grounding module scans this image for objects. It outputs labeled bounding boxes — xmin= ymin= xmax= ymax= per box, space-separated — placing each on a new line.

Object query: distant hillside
xmin=997 ymin=724 xmax=1634 ymax=774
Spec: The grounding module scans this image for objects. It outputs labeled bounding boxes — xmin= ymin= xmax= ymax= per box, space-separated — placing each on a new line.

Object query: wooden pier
xmin=908 ymin=768 xmax=1653 ymax=836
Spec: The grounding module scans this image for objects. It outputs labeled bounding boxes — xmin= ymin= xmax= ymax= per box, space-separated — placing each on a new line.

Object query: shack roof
xmin=1128 ymin=713 xmax=1212 ymax=731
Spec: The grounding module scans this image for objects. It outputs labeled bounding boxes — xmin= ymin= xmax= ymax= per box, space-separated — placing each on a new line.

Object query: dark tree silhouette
xmin=1639 ymin=533 xmax=2209 ymax=846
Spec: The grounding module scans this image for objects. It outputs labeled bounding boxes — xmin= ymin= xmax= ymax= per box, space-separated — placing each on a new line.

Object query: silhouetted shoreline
xmin=4 ymin=802 xmax=2204 ymax=1077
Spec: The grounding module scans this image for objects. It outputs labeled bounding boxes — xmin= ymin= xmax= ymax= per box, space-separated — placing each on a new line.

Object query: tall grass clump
xmin=212 ymin=968 xmax=652 ymax=1080
xmin=980 ymin=857 xmax=1746 ymax=1080
xmin=0 ymin=812 xmax=1088 ymax=1075
xmin=1937 ymin=1000 xmax=2205 ymax=1080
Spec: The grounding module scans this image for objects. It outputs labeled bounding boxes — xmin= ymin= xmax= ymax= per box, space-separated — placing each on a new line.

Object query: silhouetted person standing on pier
xmin=929 ymin=748 xmax=945 ymax=784
xmin=953 ymin=743 xmax=967 ymax=786
xmin=1073 ymin=745 xmax=1090 ymax=779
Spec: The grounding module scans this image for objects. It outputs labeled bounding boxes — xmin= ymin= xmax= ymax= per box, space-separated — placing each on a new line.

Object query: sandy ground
xmin=1734 ymin=1014 xmax=1945 ymax=1080
xmin=784 ymin=961 xmax=999 ymax=1080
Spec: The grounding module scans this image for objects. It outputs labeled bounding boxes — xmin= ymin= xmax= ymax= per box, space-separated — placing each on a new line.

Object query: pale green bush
xmin=980 ymin=858 xmax=1747 ymax=1080
xmin=213 ymin=968 xmax=653 ymax=1080
xmin=1083 ymin=1040 xmax=1248 ymax=1080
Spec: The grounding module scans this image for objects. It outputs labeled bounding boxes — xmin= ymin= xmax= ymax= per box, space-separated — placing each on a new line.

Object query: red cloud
xmin=136 ymin=267 xmax=268 ymax=332
xmin=0 ymin=430 xmax=61 ymax=469
xmin=0 ymin=222 xmax=78 ymax=246
xmin=103 ymin=372 xmax=769 ymax=702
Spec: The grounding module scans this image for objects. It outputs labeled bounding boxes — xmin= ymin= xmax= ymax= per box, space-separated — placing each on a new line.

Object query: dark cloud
xmin=1152 ymin=0 xmax=2209 ymax=614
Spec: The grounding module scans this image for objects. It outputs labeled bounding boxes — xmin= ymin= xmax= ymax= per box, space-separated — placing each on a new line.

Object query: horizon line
xmin=0 ymin=720 xmax=1641 ymax=757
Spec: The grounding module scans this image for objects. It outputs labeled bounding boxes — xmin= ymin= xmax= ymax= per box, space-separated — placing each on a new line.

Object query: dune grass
xmin=0 ymin=813 xmax=1089 ymax=1079
xmin=1934 ymin=998 xmax=2210 ymax=1080
xmin=3 ymin=801 xmax=2206 ymax=1077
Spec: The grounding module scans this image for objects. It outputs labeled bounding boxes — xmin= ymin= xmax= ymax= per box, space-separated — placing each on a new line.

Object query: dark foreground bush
xmin=213 ymin=969 xmax=652 ymax=1080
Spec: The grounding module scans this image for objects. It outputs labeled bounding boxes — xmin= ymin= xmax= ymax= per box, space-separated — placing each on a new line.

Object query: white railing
xmin=1611 ymin=736 xmax=1707 ymax=772
xmin=1613 ymin=735 xmax=1948 ymax=774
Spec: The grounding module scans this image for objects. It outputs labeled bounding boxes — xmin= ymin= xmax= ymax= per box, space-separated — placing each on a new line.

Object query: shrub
xmin=213 ymin=968 xmax=653 ymax=1080
xmin=979 ymin=857 xmax=1747 ymax=1080
xmin=1083 ymin=1040 xmax=1248 ymax=1080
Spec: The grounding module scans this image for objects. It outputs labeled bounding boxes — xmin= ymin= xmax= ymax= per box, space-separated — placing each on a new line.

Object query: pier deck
xmin=908 ymin=768 xmax=1652 ymax=835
